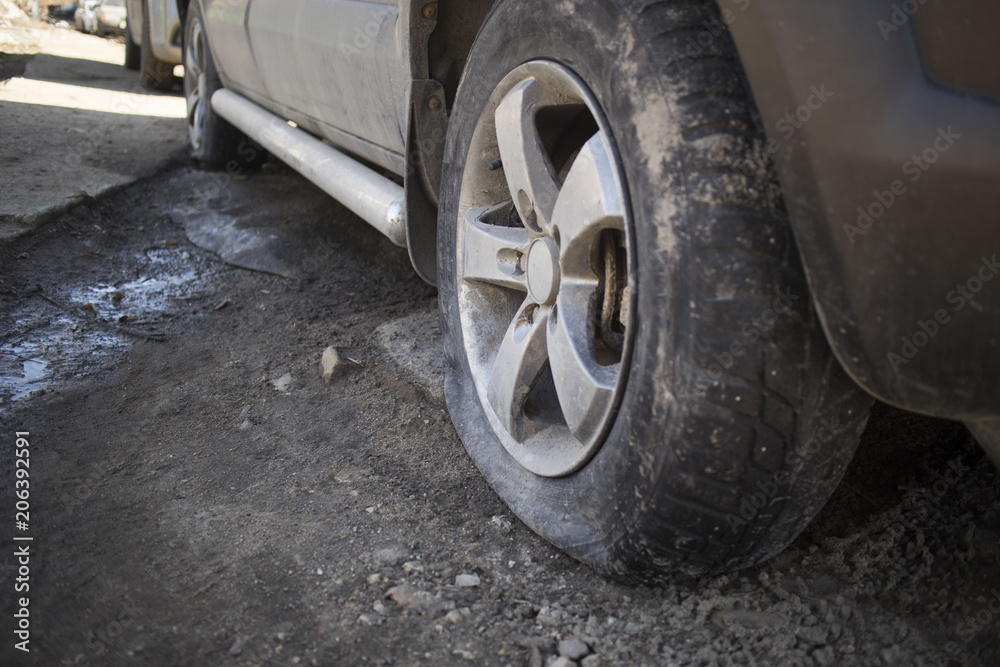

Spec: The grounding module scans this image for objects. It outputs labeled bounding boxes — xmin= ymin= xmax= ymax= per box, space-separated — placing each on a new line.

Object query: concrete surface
xmin=0 ymin=6 xmax=185 ymax=241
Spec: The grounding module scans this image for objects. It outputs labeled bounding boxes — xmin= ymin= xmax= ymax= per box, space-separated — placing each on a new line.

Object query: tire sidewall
xmin=439 ymin=0 xmax=693 ymax=575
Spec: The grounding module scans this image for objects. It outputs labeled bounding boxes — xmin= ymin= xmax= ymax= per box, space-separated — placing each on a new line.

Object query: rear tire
xmin=124 ymin=19 xmax=140 ymax=70
xmin=182 ymin=1 xmax=266 ymax=169
xmin=438 ymin=0 xmax=872 ymax=581
xmin=139 ymin=2 xmax=174 ymax=92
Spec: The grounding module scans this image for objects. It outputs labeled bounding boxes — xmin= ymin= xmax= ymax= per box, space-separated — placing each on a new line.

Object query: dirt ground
xmin=1 ymin=14 xmax=999 ymax=667
xmin=0 ymin=147 xmax=997 ymax=666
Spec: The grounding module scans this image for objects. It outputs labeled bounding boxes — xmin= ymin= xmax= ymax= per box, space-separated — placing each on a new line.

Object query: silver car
xmin=149 ymin=1 xmax=1000 ymax=582
xmin=92 ymin=0 xmax=127 ymax=35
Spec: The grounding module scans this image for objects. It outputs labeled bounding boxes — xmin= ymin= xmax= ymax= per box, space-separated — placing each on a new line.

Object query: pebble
xmin=558 ymin=637 xmax=590 ymax=660
xmin=386 ymin=584 xmax=447 ymax=614
xmin=272 ymin=373 xmax=293 ymax=392
xmin=812 ymin=646 xmax=836 ymax=666
xmin=490 ymin=515 xmax=513 ymax=532
xmin=547 ymin=658 xmax=575 ymax=667
xmin=455 ymin=573 xmax=480 ymax=587
xmin=403 ymin=560 xmax=425 ymax=574
xmin=445 ymin=607 xmax=472 ymax=623
xmin=319 ymin=346 xmax=348 ymax=385
xmin=228 ymin=636 xmax=247 ymax=656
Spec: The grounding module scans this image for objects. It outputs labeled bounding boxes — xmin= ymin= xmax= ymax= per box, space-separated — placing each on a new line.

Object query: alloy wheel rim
xmin=184 ymin=18 xmax=207 ymax=152
xmin=456 ymin=61 xmax=635 ymax=478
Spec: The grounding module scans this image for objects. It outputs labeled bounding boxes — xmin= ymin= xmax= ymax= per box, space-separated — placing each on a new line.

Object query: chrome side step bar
xmin=211 ymin=89 xmax=407 ymax=247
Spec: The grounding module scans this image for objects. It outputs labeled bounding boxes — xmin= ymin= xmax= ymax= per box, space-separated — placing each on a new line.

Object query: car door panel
xmin=202 ymin=0 xmax=267 ymax=97
xmin=246 ymin=0 xmax=406 ymax=157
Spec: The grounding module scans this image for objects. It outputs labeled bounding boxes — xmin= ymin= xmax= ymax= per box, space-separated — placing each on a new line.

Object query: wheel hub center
xmin=526 ymin=237 xmax=560 ymax=305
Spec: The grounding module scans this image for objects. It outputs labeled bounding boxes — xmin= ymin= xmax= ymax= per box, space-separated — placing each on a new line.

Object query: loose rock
xmin=455 ymin=573 xmax=480 ymax=587
xmin=272 ymin=373 xmax=293 ymax=392
xmin=319 ymin=346 xmax=348 ymax=385
xmin=558 ymin=637 xmax=590 ymax=660
xmin=386 ymin=584 xmax=447 ymax=614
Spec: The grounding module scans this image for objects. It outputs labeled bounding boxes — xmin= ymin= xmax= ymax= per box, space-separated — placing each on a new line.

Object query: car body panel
xmin=247 ymin=0 xmax=407 ymax=156
xmin=726 ymin=0 xmax=1000 ymax=422
xmin=200 ymin=0 xmax=266 ymax=98
xmin=125 ymin=0 xmax=182 ymax=64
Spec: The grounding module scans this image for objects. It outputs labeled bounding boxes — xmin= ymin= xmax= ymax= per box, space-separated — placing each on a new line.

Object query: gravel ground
xmin=0 ymin=156 xmax=997 ymax=667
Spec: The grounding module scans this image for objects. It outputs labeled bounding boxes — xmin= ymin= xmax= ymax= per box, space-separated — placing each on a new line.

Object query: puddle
xmin=0 ymin=246 xmax=216 ymax=410
xmin=68 ymin=268 xmax=202 ymax=321
xmin=2 ymin=346 xmax=49 ymax=402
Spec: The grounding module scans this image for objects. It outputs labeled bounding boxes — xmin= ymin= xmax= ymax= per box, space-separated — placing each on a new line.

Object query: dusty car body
xmin=150 ymin=0 xmax=1000 ymax=580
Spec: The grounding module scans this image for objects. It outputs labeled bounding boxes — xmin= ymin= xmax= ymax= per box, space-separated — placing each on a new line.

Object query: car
xmin=90 ymin=0 xmax=127 ymax=36
xmin=72 ymin=0 xmax=89 ymax=32
xmin=72 ymin=0 xmax=95 ymax=32
xmin=161 ymin=0 xmax=999 ymax=581
xmin=122 ymin=0 xmax=181 ymax=90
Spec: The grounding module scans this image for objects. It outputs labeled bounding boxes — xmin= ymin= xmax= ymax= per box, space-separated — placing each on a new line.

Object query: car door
xmin=244 ymin=0 xmax=407 ymax=160
xmin=202 ymin=0 xmax=268 ymax=98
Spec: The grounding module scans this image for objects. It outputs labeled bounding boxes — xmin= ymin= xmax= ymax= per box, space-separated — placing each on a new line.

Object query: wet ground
xmin=0 ymin=152 xmax=998 ymax=667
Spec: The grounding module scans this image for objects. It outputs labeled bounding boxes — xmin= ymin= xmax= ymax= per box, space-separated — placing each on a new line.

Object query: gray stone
xmin=319 ymin=346 xmax=348 ymax=385
xmin=558 ymin=637 xmax=590 ymax=660
xmin=455 ymin=573 xmax=481 ymax=587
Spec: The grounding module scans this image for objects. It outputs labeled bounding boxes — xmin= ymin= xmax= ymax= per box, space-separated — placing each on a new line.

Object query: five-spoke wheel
xmin=455 ymin=62 xmax=633 ymax=477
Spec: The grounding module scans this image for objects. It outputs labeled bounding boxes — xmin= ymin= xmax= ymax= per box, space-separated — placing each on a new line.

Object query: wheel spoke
xmin=494 ymin=79 xmax=562 ymax=234
xmin=550 ymin=133 xmax=625 ymax=256
xmin=460 ymin=206 xmax=531 ymax=290
xmin=487 ymin=299 xmax=550 ymax=441
xmin=184 ymin=23 xmax=206 ymax=150
xmin=549 ymin=283 xmax=617 ymax=444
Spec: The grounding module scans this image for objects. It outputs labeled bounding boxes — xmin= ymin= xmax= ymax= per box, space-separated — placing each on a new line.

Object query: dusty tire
xmin=438 ymin=0 xmax=872 ymax=581
xmin=139 ymin=2 xmax=174 ymax=92
xmin=124 ymin=19 xmax=140 ymax=70
xmin=182 ymin=1 xmax=265 ymax=168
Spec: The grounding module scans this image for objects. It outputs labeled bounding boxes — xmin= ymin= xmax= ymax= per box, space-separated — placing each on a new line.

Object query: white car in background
xmin=91 ymin=0 xmax=127 ymax=36
xmin=73 ymin=0 xmax=98 ymax=33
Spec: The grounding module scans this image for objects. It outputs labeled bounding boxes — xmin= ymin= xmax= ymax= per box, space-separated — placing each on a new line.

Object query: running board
xmin=211 ymin=89 xmax=407 ymax=247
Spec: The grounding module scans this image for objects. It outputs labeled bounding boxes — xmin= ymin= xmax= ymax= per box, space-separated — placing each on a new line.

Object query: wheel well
xmin=426 ymin=0 xmax=496 ymax=106
xmin=175 ymin=0 xmax=190 ymax=32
